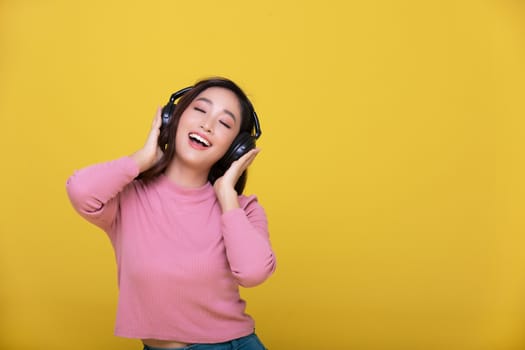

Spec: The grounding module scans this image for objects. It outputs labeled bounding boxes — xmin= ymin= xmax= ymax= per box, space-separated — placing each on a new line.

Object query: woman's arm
xmin=66 ymin=157 xmax=140 ymax=231
xmin=214 ymin=149 xmax=276 ymax=287
xmin=66 ymin=108 xmax=163 ymax=231
xmin=221 ymin=196 xmax=277 ymax=288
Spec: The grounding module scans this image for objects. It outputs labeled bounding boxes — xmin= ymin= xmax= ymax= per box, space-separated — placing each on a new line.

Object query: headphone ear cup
xmin=161 ymin=103 xmax=175 ymax=129
xmin=218 ymin=132 xmax=256 ymax=170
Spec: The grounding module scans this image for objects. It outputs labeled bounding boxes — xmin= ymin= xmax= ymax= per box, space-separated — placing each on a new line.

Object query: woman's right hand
xmin=130 ymin=107 xmax=163 ymax=173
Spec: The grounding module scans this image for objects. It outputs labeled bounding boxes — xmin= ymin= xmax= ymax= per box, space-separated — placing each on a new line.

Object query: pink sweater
xmin=66 ymin=156 xmax=276 ymax=343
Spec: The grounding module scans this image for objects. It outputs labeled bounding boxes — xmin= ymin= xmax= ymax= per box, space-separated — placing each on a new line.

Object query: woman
xmin=66 ymin=77 xmax=276 ymax=349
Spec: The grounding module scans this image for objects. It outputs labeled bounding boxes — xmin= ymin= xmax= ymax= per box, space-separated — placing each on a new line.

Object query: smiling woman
xmin=65 ymin=77 xmax=276 ymax=350
xmin=140 ymin=78 xmax=262 ymax=195
xmin=170 ymin=87 xmax=243 ymax=181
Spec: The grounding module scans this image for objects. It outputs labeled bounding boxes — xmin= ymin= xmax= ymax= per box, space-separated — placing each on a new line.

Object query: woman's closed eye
xmin=219 ymin=120 xmax=232 ymax=129
xmin=194 ymin=107 xmax=206 ymax=113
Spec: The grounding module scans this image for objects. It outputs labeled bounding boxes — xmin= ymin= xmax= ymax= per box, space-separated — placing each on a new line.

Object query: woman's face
xmin=174 ymin=87 xmax=242 ymax=171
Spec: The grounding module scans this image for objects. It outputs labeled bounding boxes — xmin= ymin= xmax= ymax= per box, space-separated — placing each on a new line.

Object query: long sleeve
xmin=221 ymin=196 xmax=276 ymax=288
xmin=66 ymin=156 xmax=140 ymax=232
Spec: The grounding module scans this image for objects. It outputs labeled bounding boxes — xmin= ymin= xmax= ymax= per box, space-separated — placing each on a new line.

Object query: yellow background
xmin=1 ymin=0 xmax=524 ymax=349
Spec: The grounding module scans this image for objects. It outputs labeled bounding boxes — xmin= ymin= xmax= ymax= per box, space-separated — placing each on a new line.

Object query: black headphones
xmin=161 ymin=86 xmax=262 ymax=170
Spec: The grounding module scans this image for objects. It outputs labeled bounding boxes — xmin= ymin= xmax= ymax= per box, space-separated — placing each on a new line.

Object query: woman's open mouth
xmin=188 ymin=132 xmax=211 ymax=149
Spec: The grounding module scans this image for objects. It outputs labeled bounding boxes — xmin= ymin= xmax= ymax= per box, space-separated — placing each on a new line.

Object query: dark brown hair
xmin=138 ymin=77 xmax=256 ymax=194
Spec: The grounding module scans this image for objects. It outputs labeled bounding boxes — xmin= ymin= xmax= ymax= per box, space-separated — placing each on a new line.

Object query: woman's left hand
xmin=213 ymin=148 xmax=260 ymax=212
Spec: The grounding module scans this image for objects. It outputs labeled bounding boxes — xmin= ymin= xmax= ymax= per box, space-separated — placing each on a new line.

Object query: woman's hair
xmin=138 ymin=77 xmax=256 ymax=194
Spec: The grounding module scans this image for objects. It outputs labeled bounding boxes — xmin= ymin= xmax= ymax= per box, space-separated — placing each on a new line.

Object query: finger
xmin=152 ymin=106 xmax=162 ymax=130
xmin=242 ymin=148 xmax=260 ymax=164
xmin=232 ymin=148 xmax=260 ymax=172
xmin=242 ymin=151 xmax=258 ymax=168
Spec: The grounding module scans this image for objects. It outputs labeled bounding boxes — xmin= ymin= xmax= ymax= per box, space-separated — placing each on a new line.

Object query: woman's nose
xmin=200 ymin=117 xmax=214 ymax=133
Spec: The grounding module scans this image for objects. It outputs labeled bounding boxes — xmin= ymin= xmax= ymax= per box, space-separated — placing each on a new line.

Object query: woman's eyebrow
xmin=195 ymin=97 xmax=212 ymax=105
xmin=195 ymin=97 xmax=237 ymax=123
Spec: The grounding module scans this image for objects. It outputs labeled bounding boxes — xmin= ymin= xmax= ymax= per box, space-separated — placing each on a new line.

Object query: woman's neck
xmin=164 ymin=160 xmax=210 ymax=188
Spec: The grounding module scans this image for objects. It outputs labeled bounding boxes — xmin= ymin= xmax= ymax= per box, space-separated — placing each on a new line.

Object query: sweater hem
xmin=114 ymin=327 xmax=255 ymax=344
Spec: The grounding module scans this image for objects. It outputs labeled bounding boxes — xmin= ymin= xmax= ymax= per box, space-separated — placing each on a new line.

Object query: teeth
xmin=189 ymin=133 xmax=210 ymax=147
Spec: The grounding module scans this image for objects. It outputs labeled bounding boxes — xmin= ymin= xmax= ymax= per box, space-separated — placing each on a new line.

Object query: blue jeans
xmin=143 ymin=333 xmax=267 ymax=350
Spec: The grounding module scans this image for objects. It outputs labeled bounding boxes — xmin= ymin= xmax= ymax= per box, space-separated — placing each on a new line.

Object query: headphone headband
xmin=167 ymin=87 xmax=193 ymax=106
xmin=251 ymin=109 xmax=262 ymax=139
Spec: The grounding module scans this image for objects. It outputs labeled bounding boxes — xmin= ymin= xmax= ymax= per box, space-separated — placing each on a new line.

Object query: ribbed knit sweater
xmin=66 ymin=156 xmax=276 ymax=343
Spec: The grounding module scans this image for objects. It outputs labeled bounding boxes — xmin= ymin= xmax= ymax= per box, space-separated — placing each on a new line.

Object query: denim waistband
xmin=143 ymin=333 xmax=262 ymax=350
